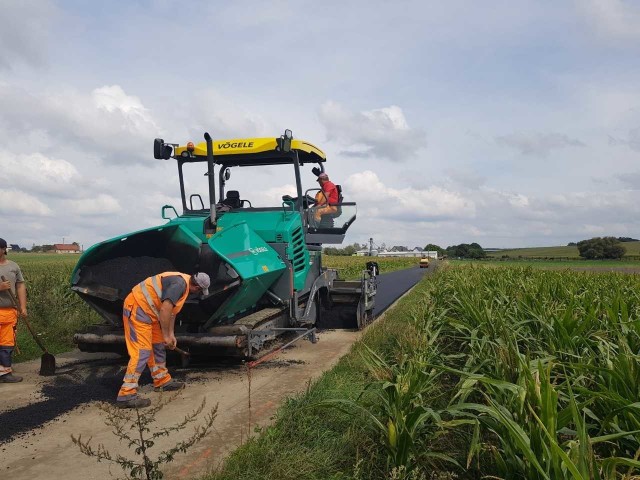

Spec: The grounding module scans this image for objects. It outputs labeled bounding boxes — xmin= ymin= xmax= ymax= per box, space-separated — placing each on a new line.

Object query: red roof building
xmin=53 ymin=243 xmax=81 ymax=254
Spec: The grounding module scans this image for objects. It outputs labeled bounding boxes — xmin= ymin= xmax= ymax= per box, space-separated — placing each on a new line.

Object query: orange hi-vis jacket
xmin=130 ymin=272 xmax=191 ymax=320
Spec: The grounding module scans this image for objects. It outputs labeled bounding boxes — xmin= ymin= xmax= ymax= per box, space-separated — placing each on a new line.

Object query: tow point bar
xmin=247 ymin=328 xmax=317 ymax=368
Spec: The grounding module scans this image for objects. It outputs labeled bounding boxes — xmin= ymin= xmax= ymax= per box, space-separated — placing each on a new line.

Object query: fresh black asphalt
xmin=373 ymin=264 xmax=431 ymax=317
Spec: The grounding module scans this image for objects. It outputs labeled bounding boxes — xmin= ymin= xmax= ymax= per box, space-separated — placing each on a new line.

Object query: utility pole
xmin=369 ymin=237 xmax=373 ymax=256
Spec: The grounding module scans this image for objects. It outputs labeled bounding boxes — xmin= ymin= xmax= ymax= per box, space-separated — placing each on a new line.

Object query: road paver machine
xmin=72 ymin=131 xmax=376 ymax=357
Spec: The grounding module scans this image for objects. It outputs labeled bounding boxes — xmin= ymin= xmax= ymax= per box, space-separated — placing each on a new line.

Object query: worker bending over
xmin=116 ymin=271 xmax=210 ymax=408
xmin=0 ymin=238 xmax=27 ymax=383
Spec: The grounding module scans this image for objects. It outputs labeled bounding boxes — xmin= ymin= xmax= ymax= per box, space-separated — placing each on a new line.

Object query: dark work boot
xmin=0 ymin=373 xmax=23 ymax=383
xmin=154 ymin=380 xmax=185 ymax=392
xmin=116 ymin=397 xmax=151 ymax=409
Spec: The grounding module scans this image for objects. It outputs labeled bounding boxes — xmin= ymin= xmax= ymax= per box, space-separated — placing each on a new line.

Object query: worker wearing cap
xmin=116 ymin=271 xmax=210 ymax=408
xmin=0 ymin=238 xmax=27 ymax=383
xmin=313 ymin=172 xmax=339 ymax=224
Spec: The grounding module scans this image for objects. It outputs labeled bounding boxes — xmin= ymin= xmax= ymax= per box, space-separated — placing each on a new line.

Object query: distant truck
xmin=419 ymin=257 xmax=430 ymax=268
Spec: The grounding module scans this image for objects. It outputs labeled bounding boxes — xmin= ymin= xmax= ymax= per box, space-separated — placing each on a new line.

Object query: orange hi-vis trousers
xmin=313 ymin=204 xmax=337 ymax=222
xmin=117 ymin=294 xmax=172 ymax=402
xmin=0 ymin=307 xmax=18 ymax=377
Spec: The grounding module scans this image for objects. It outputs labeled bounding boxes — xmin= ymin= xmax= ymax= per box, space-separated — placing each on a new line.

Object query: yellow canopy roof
xmin=174 ymin=137 xmax=326 ymax=162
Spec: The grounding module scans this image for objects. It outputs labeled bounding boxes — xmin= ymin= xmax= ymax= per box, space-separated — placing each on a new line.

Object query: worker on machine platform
xmin=312 ymin=172 xmax=339 ymax=225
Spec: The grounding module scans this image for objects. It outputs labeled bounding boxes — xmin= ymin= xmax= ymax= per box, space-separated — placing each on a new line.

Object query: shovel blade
xmin=39 ymin=352 xmax=56 ymax=376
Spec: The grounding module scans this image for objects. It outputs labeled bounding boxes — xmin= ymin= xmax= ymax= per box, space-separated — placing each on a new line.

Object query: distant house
xmin=54 ymin=243 xmax=81 ymax=254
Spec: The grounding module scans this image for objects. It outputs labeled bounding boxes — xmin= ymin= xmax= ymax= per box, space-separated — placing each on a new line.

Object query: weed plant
xmin=72 ymin=392 xmax=217 ymax=479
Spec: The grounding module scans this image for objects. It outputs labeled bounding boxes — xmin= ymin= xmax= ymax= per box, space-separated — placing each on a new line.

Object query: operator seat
xmin=222 ymin=190 xmax=242 ymax=209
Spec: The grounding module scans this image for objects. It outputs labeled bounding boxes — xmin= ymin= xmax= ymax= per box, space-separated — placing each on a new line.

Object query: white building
xmin=376 ymin=249 xmax=438 ymax=259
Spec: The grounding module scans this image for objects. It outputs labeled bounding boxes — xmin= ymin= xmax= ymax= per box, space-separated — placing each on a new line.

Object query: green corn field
xmin=8 ymin=253 xmax=101 ymax=362
xmin=354 ymin=264 xmax=640 ymax=478
xmin=323 ymin=255 xmax=420 ymax=280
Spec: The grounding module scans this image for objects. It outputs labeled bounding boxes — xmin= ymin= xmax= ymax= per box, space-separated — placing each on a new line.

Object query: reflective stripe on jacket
xmin=131 ymin=272 xmax=191 ymax=321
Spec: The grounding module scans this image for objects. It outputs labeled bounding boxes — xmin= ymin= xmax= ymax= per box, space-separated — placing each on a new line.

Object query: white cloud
xmin=186 ymin=89 xmax=276 ymax=140
xmin=609 ymin=127 xmax=640 ymax=152
xmin=0 ymin=84 xmax=160 ymax=164
xmin=0 ymin=151 xmax=83 ymax=197
xmin=616 ymin=171 xmax=640 ymax=189
xmin=0 ymin=188 xmax=51 ymax=216
xmin=346 ymin=170 xmax=475 ymax=222
xmin=62 ymin=194 xmax=122 ymax=216
xmin=445 ymin=169 xmax=487 ymax=190
xmin=581 ymin=224 xmax=607 ymax=235
xmin=1 ymin=1 xmax=639 ymax=250
xmin=318 ymin=102 xmax=426 ymax=160
xmin=495 ymin=132 xmax=586 ymax=156
xmin=578 ymin=0 xmax=640 ymax=40
xmin=260 ymin=184 xmax=298 ymax=205
xmin=0 ymin=0 xmax=57 ymax=70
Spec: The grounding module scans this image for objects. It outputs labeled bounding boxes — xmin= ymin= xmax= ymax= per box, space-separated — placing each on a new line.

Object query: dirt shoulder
xmin=0 ymin=330 xmax=360 ymax=480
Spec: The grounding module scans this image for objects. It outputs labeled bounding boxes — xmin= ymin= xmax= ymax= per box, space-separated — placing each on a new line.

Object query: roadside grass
xmin=206 ymin=263 xmax=640 ymax=479
xmin=205 ymin=274 xmax=463 ymax=480
xmin=8 ymin=253 xmax=101 ymax=363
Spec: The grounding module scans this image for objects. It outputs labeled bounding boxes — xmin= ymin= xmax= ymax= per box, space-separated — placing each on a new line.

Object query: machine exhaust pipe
xmin=204 ymin=132 xmax=216 ymax=225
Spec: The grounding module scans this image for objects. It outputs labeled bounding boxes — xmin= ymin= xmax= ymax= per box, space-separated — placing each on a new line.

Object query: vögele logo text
xmin=217 ymin=141 xmax=254 ymax=149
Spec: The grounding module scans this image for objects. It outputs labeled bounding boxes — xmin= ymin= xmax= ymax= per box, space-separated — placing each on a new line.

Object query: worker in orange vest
xmin=0 ymin=238 xmax=27 ymax=383
xmin=116 ymin=271 xmax=210 ymax=408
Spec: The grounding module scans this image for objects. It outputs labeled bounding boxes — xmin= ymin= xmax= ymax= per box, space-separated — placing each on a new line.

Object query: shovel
xmin=172 ymin=346 xmax=191 ymax=368
xmin=1 ymin=276 xmax=56 ymax=376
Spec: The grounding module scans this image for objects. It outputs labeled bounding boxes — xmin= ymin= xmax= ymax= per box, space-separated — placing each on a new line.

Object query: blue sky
xmin=1 ymin=0 xmax=639 ymax=249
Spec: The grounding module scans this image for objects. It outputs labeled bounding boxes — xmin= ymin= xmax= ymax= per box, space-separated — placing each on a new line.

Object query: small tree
xmin=577 ymin=237 xmax=625 ymax=260
xmin=72 ymin=393 xmax=217 ymax=480
xmin=445 ymin=243 xmax=486 ymax=259
xmin=423 ymin=243 xmax=444 ymax=255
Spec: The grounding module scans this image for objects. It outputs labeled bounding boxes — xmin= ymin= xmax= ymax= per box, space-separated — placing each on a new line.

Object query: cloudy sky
xmin=1 ymin=0 xmax=639 ymax=250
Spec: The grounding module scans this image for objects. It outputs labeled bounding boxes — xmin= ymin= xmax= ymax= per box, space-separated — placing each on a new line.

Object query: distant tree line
xmin=324 ymin=242 xmax=367 ymax=256
xmin=445 ymin=243 xmax=486 ymax=259
xmin=422 ymin=243 xmax=486 ymax=259
xmin=577 ymin=237 xmax=626 ymax=260
xmin=325 ymin=241 xmax=490 ymax=259
xmin=423 ymin=244 xmax=445 ymax=255
xmin=568 ymin=237 xmax=637 ymax=247
xmin=10 ymin=242 xmax=81 ymax=253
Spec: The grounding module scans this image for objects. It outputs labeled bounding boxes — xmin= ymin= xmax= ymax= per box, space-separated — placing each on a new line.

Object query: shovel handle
xmin=172 ymin=346 xmax=190 ymax=356
xmin=1 ymin=275 xmax=49 ymax=354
